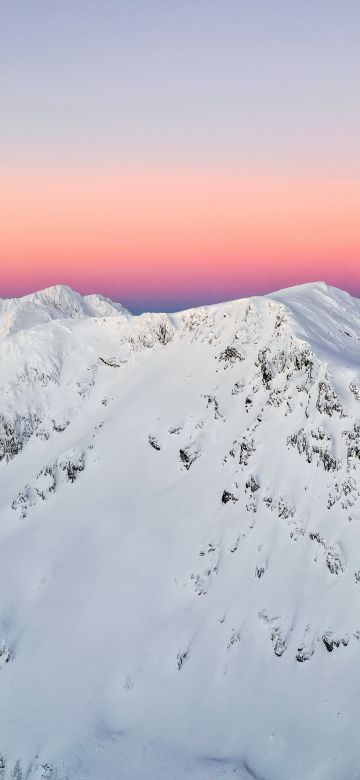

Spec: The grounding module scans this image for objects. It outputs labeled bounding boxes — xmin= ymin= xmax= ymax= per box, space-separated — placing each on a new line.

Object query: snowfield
xmin=1 ymin=282 xmax=360 ymax=779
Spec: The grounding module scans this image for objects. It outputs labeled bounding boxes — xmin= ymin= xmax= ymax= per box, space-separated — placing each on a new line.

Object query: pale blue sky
xmin=1 ymin=0 xmax=359 ymax=172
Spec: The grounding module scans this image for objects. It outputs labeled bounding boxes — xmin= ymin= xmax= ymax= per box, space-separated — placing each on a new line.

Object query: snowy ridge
xmin=0 ymin=285 xmax=130 ymax=338
xmin=1 ymin=282 xmax=360 ymax=779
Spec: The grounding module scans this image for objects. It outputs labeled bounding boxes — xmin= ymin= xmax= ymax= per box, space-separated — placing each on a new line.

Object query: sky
xmin=0 ymin=0 xmax=359 ymax=311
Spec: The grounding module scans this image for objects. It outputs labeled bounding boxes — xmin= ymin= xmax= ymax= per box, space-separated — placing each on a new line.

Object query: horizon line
xmin=1 ymin=279 xmax=360 ymax=316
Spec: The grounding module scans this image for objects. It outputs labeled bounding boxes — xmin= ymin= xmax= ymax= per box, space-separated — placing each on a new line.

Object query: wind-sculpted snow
xmin=1 ymin=282 xmax=360 ymax=778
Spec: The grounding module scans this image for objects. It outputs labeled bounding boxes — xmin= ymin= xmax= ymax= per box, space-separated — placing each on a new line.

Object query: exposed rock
xmin=177 ymin=650 xmax=188 ymax=670
xmin=221 ymin=490 xmax=238 ymax=504
xmin=0 ymin=412 xmax=41 ymax=462
xmin=227 ymin=629 xmax=241 ymax=649
xmin=316 ymin=380 xmax=344 ymax=417
xmin=59 ymin=451 xmax=85 ymax=483
xmin=218 ymin=345 xmax=244 ymax=366
xmin=296 ymin=647 xmax=314 ymax=663
xmin=349 ymin=380 xmax=360 ymax=401
xmin=99 ymin=356 xmax=126 ymax=368
xmin=245 ymin=475 xmax=260 ymax=493
xmin=322 ymin=632 xmax=349 ymax=653
xmin=149 ymin=434 xmax=161 ymax=451
xmin=179 ymin=445 xmax=200 ymax=470
xmin=0 ymin=640 xmax=14 ymax=668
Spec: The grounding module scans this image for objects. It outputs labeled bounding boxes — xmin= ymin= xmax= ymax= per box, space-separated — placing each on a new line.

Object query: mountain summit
xmin=0 ymin=283 xmax=360 ymax=779
xmin=0 ymin=284 xmax=130 ymax=338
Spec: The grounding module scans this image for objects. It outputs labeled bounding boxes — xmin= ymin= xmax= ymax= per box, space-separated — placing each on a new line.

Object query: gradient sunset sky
xmin=1 ymin=0 xmax=359 ymax=311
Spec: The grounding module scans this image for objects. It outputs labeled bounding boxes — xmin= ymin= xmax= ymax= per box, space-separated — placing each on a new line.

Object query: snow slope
xmin=1 ymin=282 xmax=360 ymax=779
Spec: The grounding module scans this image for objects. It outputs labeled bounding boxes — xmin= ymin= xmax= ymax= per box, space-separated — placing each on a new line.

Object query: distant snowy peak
xmin=83 ymin=292 xmax=130 ymax=319
xmin=0 ymin=284 xmax=131 ymax=338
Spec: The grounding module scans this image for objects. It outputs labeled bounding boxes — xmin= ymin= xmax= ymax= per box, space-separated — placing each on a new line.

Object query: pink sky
xmin=1 ymin=164 xmax=359 ymax=309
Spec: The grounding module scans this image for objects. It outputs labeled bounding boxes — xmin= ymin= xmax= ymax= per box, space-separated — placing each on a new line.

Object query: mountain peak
xmin=1 ymin=276 xmax=360 ymax=777
xmin=0 ymin=284 xmax=130 ymax=338
xmin=29 ymin=283 xmax=86 ymax=309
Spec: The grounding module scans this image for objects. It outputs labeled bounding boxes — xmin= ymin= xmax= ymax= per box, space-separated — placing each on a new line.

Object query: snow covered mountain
xmin=0 ymin=285 xmax=129 ymax=339
xmin=1 ymin=281 xmax=360 ymax=780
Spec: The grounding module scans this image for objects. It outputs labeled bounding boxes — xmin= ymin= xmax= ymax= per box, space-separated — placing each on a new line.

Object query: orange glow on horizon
xmin=0 ymin=164 xmax=359 ymax=301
